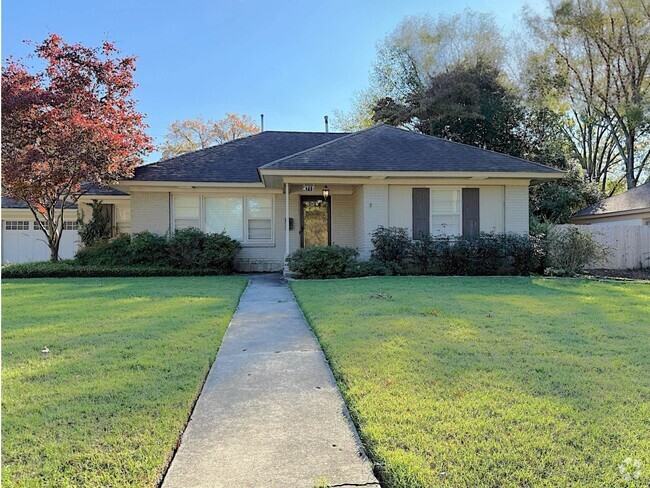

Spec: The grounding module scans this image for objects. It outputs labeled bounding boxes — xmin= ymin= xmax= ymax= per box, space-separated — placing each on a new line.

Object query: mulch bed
xmin=587 ymin=268 xmax=650 ymax=281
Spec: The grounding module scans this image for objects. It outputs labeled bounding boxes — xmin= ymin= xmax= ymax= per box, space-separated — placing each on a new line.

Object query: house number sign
xmin=302 ymin=184 xmax=315 ymax=192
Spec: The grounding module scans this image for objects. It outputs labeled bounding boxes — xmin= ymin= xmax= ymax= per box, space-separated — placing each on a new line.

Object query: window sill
xmin=241 ymin=241 xmax=275 ymax=248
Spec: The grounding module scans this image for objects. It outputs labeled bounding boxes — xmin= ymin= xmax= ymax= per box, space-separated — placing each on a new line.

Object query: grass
xmin=2 ymin=276 xmax=248 ymax=487
xmin=291 ymin=276 xmax=650 ymax=487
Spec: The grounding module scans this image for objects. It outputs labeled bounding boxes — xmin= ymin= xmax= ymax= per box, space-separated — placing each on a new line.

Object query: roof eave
xmin=258 ymin=169 xmax=564 ymax=179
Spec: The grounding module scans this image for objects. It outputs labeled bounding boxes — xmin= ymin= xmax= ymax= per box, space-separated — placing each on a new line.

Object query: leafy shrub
xmin=545 ymin=226 xmax=609 ymax=276
xmin=74 ymin=228 xmax=240 ymax=274
xmin=2 ymin=261 xmax=231 ymax=279
xmin=198 ymin=232 xmax=242 ymax=270
xmin=344 ymin=259 xmax=391 ymax=278
xmin=167 ymin=228 xmax=240 ymax=271
xmin=76 ymin=200 xmax=111 ymax=247
xmin=370 ymin=226 xmax=412 ymax=270
xmin=410 ymin=234 xmax=439 ymax=274
xmin=384 ymin=231 xmax=544 ymax=276
xmin=75 ymin=234 xmax=132 ymax=266
xmin=129 ymin=232 xmax=170 ymax=266
xmin=168 ymin=228 xmax=205 ymax=267
xmin=286 ymin=246 xmax=358 ymax=279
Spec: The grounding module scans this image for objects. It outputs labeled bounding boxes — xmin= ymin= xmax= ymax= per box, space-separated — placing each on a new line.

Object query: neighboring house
xmin=2 ymin=124 xmax=563 ymax=269
xmin=1 ymin=196 xmax=79 ymax=263
xmin=571 ymin=182 xmax=650 ymax=226
xmin=1 ymin=186 xmax=129 ymax=264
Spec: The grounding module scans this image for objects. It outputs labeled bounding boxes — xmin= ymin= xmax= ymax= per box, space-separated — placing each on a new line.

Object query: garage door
xmin=1 ymin=220 xmax=79 ymax=264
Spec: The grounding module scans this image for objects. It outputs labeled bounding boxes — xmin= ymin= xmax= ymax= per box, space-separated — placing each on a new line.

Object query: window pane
xmin=246 ymin=197 xmax=272 ymax=240
xmin=205 ymin=197 xmax=243 ymax=240
xmin=248 ymin=219 xmax=272 ymax=240
xmin=174 ymin=195 xmax=200 ymax=230
xmin=431 ymin=189 xmax=460 ymax=214
xmin=431 ymin=189 xmax=460 ymax=236
xmin=174 ymin=195 xmax=199 ymax=218
xmin=431 ymin=215 xmax=460 ymax=236
xmin=247 ymin=196 xmax=272 ymax=219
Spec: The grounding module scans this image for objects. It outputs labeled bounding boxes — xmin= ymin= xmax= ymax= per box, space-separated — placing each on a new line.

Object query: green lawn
xmin=2 ymin=276 xmax=247 ymax=487
xmin=291 ymin=277 xmax=650 ymax=487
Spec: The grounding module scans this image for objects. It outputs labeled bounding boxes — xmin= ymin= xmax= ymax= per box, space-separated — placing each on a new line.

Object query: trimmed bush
xmin=129 ymin=232 xmax=170 ymax=266
xmin=286 ymin=245 xmax=358 ymax=279
xmin=1 ymin=261 xmax=230 ymax=279
xmin=343 ymin=259 xmax=391 ymax=278
xmin=75 ymin=234 xmax=132 ymax=266
xmin=74 ymin=228 xmax=241 ymax=274
xmin=370 ymin=226 xmax=412 ymax=272
xmin=545 ymin=226 xmax=609 ymax=276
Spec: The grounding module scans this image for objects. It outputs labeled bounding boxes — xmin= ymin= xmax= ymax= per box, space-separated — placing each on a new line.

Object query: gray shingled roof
xmin=2 ymin=185 xmax=125 ymax=209
xmin=2 ymin=196 xmax=78 ymax=209
xmin=573 ymin=182 xmax=650 ymax=217
xmin=133 ymin=131 xmax=347 ymax=183
xmin=262 ymin=124 xmax=562 ymax=173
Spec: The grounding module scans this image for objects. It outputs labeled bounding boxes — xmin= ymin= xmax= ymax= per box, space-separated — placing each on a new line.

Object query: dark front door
xmin=300 ymin=196 xmax=330 ymax=247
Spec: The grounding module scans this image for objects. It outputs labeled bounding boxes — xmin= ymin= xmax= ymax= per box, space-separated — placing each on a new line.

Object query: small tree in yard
xmin=76 ymin=200 xmax=111 ymax=247
xmin=1 ymin=34 xmax=153 ymax=261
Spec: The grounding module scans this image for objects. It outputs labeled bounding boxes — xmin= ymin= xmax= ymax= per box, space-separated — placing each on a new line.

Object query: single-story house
xmin=96 ymin=124 xmax=562 ymax=271
xmin=2 ymin=124 xmax=563 ymax=269
xmin=571 ymin=182 xmax=650 ymax=226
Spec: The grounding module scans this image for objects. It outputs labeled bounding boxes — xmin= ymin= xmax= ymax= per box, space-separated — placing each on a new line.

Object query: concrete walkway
xmin=163 ymin=274 xmax=378 ymax=488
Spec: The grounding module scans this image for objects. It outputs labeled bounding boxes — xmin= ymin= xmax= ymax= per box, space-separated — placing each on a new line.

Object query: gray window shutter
xmin=462 ymin=188 xmax=480 ymax=237
xmin=412 ymin=188 xmax=430 ymax=240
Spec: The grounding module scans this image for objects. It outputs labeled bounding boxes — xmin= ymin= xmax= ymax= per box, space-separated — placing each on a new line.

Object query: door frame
xmin=299 ymin=195 xmax=331 ymax=248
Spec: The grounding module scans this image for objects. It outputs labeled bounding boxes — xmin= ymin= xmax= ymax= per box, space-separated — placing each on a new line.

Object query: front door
xmin=300 ymin=196 xmax=330 ymax=247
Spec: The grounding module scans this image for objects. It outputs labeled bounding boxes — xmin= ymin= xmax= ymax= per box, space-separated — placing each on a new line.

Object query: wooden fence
xmin=557 ymin=224 xmax=650 ymax=269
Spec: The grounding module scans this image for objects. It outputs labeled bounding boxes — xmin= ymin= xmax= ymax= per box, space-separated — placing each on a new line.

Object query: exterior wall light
xmin=322 ymin=185 xmax=330 ymax=200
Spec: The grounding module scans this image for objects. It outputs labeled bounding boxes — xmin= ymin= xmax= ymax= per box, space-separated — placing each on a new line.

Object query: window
xmin=173 ymin=195 xmax=200 ymax=230
xmin=247 ymin=196 xmax=273 ymax=241
xmin=63 ymin=221 xmax=78 ymax=230
xmin=205 ymin=197 xmax=243 ymax=240
xmin=430 ymin=188 xmax=461 ymax=236
xmin=171 ymin=194 xmax=274 ymax=243
xmin=5 ymin=220 xmax=29 ymax=231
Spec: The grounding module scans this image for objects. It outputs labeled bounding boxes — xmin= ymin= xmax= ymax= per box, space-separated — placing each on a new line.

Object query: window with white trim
xmin=173 ymin=195 xmax=200 ymax=230
xmin=172 ymin=194 xmax=274 ymax=243
xmin=205 ymin=197 xmax=243 ymax=240
xmin=246 ymin=196 xmax=273 ymax=241
xmin=63 ymin=221 xmax=79 ymax=230
xmin=5 ymin=220 xmax=30 ymax=231
xmin=430 ymin=188 xmax=461 ymax=236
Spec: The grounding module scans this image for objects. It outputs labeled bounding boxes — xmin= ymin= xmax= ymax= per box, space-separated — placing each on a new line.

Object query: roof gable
xmin=133 ymin=131 xmax=347 ymax=183
xmin=262 ymin=124 xmax=561 ymax=174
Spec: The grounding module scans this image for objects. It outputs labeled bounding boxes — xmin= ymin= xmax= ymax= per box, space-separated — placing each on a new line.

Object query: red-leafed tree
xmin=2 ymin=34 xmax=153 ymax=261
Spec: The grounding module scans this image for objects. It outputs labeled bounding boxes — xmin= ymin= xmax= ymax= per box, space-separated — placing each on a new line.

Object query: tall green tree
xmin=525 ymin=0 xmax=650 ymax=189
xmin=332 ymin=10 xmax=506 ymax=131
xmin=373 ymin=62 xmax=530 ymax=157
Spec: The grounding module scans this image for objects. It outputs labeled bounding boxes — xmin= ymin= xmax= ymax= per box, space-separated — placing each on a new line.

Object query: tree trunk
xmin=49 ymin=237 xmax=61 ymax=262
xmin=626 ymin=131 xmax=636 ymax=190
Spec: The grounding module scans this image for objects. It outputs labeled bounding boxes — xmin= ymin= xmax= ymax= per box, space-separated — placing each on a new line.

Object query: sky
xmin=3 ymin=0 xmax=544 ymax=161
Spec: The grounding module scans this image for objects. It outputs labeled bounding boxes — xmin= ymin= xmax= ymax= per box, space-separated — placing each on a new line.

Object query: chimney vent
xmin=324 ymin=115 xmax=329 ymax=133
xmin=260 ymin=114 xmax=264 ymax=132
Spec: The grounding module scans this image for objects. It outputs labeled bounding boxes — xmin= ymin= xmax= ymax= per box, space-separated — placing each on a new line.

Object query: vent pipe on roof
xmin=324 ymin=115 xmax=329 ymax=133
xmin=260 ymin=114 xmax=264 ymax=132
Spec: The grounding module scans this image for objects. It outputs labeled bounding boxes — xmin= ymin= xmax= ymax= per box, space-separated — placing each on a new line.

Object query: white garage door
xmin=1 ymin=220 xmax=79 ymax=264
